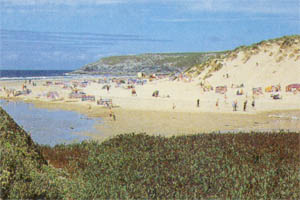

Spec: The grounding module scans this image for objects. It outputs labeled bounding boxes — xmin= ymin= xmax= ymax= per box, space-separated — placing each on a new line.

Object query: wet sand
xmin=4 ymin=97 xmax=299 ymax=142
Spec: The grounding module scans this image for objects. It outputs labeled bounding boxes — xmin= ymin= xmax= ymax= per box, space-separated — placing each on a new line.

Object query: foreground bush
xmin=42 ymin=132 xmax=300 ymax=199
xmin=0 ymin=107 xmax=72 ymax=199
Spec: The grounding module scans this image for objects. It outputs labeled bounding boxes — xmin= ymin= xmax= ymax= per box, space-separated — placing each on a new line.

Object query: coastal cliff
xmin=72 ymin=52 xmax=224 ymax=75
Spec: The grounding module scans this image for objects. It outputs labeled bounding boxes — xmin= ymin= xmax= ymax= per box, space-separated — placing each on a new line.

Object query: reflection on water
xmin=0 ymin=100 xmax=101 ymax=146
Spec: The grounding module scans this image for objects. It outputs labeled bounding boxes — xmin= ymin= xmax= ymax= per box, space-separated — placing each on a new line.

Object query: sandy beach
xmin=1 ymin=76 xmax=299 ymax=141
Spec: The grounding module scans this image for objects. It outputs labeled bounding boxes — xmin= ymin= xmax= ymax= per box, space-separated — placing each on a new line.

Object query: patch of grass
xmin=41 ymin=132 xmax=300 ymax=199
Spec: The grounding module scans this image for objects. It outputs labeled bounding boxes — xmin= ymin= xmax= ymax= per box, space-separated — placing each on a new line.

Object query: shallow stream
xmin=0 ymin=100 xmax=101 ymax=146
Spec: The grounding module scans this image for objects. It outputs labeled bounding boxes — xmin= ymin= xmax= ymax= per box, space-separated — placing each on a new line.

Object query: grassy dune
xmin=1 ymin=106 xmax=299 ymax=199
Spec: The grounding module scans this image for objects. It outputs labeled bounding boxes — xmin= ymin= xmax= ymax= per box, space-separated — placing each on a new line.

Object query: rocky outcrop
xmin=72 ymin=52 xmax=224 ymax=75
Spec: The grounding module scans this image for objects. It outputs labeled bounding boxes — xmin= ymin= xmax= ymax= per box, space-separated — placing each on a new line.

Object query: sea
xmin=0 ymin=70 xmax=101 ymax=146
xmin=0 ymin=70 xmax=73 ymax=81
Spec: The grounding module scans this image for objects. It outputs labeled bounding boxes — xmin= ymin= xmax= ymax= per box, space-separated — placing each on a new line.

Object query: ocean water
xmin=0 ymin=70 xmax=73 ymax=81
xmin=0 ymin=100 xmax=101 ymax=146
xmin=0 ymin=70 xmax=134 ymax=81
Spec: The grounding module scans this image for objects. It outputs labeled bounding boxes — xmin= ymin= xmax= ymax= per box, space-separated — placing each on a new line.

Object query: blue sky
xmin=0 ymin=0 xmax=299 ymax=70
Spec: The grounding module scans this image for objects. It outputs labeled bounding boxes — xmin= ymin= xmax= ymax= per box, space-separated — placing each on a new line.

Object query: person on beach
xmin=132 ymin=88 xmax=137 ymax=96
xmin=252 ymin=98 xmax=255 ymax=109
xmin=197 ymin=99 xmax=200 ymax=107
xmin=109 ymin=108 xmax=116 ymax=121
xmin=243 ymin=100 xmax=248 ymax=111
xmin=216 ymin=98 xmax=219 ymax=109
xmin=232 ymin=100 xmax=238 ymax=111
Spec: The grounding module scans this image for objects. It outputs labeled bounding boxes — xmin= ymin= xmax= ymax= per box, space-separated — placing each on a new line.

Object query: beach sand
xmin=0 ymin=78 xmax=299 ymax=142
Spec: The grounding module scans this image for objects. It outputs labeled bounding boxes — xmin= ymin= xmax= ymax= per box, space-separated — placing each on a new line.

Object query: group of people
xmin=195 ymin=97 xmax=255 ymax=112
xmin=232 ymin=98 xmax=255 ymax=112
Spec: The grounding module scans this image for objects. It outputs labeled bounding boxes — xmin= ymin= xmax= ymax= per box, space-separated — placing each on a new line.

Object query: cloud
xmin=0 ymin=29 xmax=171 ymax=69
xmin=0 ymin=29 xmax=171 ymax=52
xmin=2 ymin=0 xmax=298 ymax=15
xmin=1 ymin=0 xmax=123 ymax=6
xmin=179 ymin=0 xmax=299 ymax=15
xmin=153 ymin=16 xmax=300 ymax=23
xmin=0 ymin=0 xmax=125 ymax=13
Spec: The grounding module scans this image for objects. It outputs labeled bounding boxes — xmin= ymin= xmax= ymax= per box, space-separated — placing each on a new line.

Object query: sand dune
xmin=188 ymin=36 xmax=300 ymax=89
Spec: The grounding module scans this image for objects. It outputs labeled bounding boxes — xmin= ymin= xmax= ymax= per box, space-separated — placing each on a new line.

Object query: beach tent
xmin=136 ymin=79 xmax=147 ymax=85
xmin=98 ymin=79 xmax=110 ymax=84
xmin=97 ymin=98 xmax=113 ymax=107
xmin=236 ymin=89 xmax=244 ymax=95
xmin=203 ymin=84 xmax=213 ymax=92
xmin=44 ymin=81 xmax=53 ymax=86
xmin=128 ymin=79 xmax=137 ymax=85
xmin=14 ymin=89 xmax=31 ymax=96
xmin=271 ymin=93 xmax=282 ymax=100
xmin=137 ymin=72 xmax=146 ymax=78
xmin=79 ymin=81 xmax=88 ymax=88
xmin=252 ymin=87 xmax=263 ymax=95
xmin=215 ymin=86 xmax=227 ymax=94
xmin=265 ymin=85 xmax=281 ymax=93
xmin=286 ymin=84 xmax=300 ymax=92
xmin=81 ymin=95 xmax=95 ymax=102
xmin=62 ymin=84 xmax=71 ymax=89
xmin=102 ymin=85 xmax=110 ymax=90
xmin=69 ymin=91 xmax=86 ymax=99
xmin=55 ymin=81 xmax=64 ymax=85
xmin=265 ymin=86 xmax=273 ymax=92
xmin=152 ymin=90 xmax=159 ymax=97
xmin=46 ymin=91 xmax=60 ymax=100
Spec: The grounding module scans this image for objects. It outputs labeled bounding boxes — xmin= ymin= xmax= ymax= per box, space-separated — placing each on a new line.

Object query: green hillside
xmin=72 ymin=52 xmax=225 ymax=75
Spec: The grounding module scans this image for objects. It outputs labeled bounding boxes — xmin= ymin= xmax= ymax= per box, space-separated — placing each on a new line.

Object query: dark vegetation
xmin=0 ymin=107 xmax=70 ymax=199
xmin=1 ymin=106 xmax=300 ymax=199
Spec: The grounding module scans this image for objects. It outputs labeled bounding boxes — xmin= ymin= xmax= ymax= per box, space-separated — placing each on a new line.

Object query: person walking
xmin=197 ymin=99 xmax=200 ymax=107
xmin=232 ymin=100 xmax=238 ymax=111
xmin=252 ymin=99 xmax=255 ymax=107
xmin=243 ymin=100 xmax=248 ymax=111
xmin=251 ymin=96 xmax=255 ymax=109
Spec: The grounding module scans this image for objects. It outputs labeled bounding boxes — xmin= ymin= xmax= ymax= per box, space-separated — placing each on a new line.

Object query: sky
xmin=0 ymin=0 xmax=299 ymax=70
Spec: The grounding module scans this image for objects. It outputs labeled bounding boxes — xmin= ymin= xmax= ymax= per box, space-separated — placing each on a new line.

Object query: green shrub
xmin=49 ymin=132 xmax=300 ymax=199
